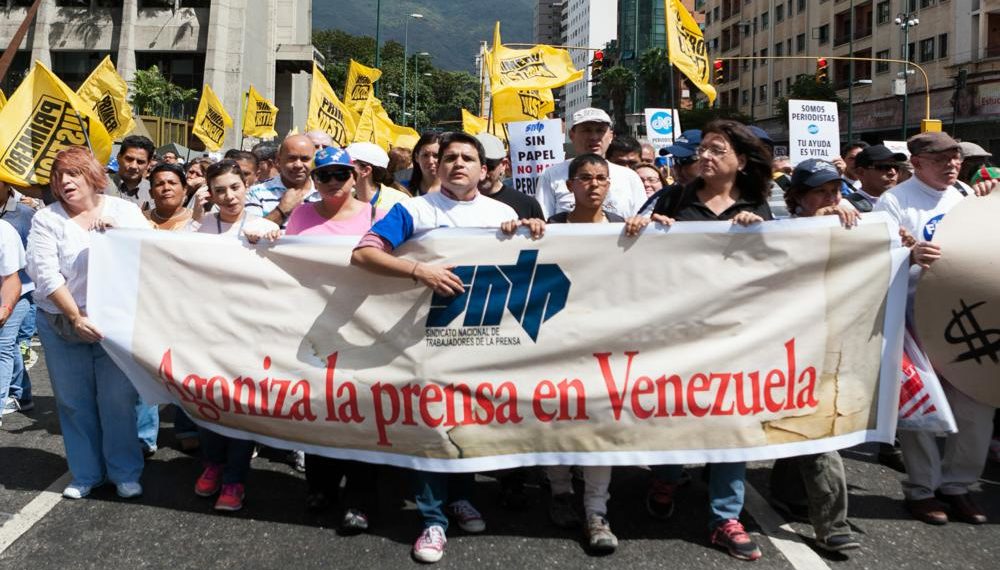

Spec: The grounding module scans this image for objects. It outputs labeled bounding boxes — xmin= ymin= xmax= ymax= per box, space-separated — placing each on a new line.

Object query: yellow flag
xmin=192 ymin=84 xmax=232 ymax=151
xmin=306 ymin=63 xmax=356 ymax=147
xmin=0 ymin=89 xmax=6 ymax=111
xmin=462 ymin=109 xmax=507 ymax=144
xmin=343 ymin=59 xmax=382 ymax=112
xmin=75 ymin=55 xmax=135 ymax=140
xmin=390 ymin=123 xmax=420 ymax=150
xmin=242 ymin=85 xmax=278 ymax=139
xmin=665 ymin=0 xmax=716 ymax=105
xmin=353 ymin=98 xmax=395 ymax=151
xmin=0 ymin=61 xmax=113 ymax=186
xmin=492 ymin=88 xmax=555 ymax=124
xmin=489 ymin=22 xmax=583 ymax=95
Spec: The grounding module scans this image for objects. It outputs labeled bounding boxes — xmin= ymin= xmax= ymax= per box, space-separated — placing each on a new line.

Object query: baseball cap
xmin=790 ymin=159 xmax=846 ymax=188
xmin=666 ymin=129 xmax=702 ymax=160
xmin=106 ymin=156 xmax=119 ymax=173
xmin=313 ymin=146 xmax=354 ymax=170
xmin=907 ymin=132 xmax=960 ymax=156
xmin=345 ymin=142 xmax=389 ymax=168
xmin=748 ymin=125 xmax=774 ymax=146
xmin=855 ymin=144 xmax=908 ymax=167
xmin=571 ymin=107 xmax=612 ymax=128
xmin=473 ymin=133 xmax=507 ymax=161
xmin=958 ymin=141 xmax=992 ymax=159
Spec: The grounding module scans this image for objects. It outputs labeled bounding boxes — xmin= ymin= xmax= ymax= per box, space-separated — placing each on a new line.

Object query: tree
xmin=773 ymin=74 xmax=844 ymax=118
xmin=597 ymin=66 xmax=635 ymax=133
xmin=129 ymin=65 xmax=198 ymax=118
xmin=637 ymin=48 xmax=671 ymax=108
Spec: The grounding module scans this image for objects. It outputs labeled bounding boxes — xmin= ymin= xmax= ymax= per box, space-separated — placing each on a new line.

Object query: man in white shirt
xmin=534 ymin=108 xmax=647 ymax=219
xmin=875 ymin=131 xmax=995 ymax=526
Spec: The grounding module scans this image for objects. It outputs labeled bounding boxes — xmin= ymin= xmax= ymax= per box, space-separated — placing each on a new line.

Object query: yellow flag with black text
xmin=242 ymin=85 xmax=278 ymax=139
xmin=492 ymin=88 xmax=555 ymax=124
xmin=192 ymin=84 xmax=232 ymax=151
xmin=665 ymin=0 xmax=716 ymax=105
xmin=489 ymin=22 xmax=582 ymax=95
xmin=0 ymin=61 xmax=112 ymax=186
xmin=306 ymin=63 xmax=356 ymax=147
xmin=343 ymin=59 xmax=382 ymax=112
xmin=75 ymin=55 xmax=135 ymax=140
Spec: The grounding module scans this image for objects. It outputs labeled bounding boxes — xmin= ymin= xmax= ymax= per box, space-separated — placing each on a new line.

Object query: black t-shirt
xmin=485 ymin=184 xmax=545 ymax=219
xmin=651 ymin=182 xmax=773 ymax=221
xmin=546 ymin=210 xmax=626 ymax=223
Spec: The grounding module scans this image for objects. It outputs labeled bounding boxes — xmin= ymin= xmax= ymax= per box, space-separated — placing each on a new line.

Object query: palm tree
xmin=637 ymin=48 xmax=672 ymax=108
xmin=598 ymin=66 xmax=635 ymax=133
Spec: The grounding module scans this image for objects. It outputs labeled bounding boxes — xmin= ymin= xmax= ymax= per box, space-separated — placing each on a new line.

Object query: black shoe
xmin=816 ymin=534 xmax=860 ymax=552
xmin=878 ymin=449 xmax=906 ymax=473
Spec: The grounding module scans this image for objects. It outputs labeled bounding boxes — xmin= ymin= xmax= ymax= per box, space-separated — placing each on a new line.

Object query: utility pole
xmin=895 ymin=10 xmax=919 ymax=140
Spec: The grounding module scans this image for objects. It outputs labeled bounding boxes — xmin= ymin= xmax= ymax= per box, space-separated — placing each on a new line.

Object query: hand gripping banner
xmin=89 ymin=216 xmax=909 ymax=472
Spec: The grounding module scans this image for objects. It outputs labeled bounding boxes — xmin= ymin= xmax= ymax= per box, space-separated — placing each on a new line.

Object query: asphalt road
xmin=2 ymin=352 xmax=999 ymax=570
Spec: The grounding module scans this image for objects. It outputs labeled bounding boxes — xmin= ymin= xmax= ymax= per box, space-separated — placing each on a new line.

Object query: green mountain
xmin=313 ymin=0 xmax=536 ymax=72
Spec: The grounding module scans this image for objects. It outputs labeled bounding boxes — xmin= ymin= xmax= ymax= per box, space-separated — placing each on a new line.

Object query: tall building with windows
xmin=702 ymin=0 xmax=1000 ymax=149
xmin=561 ymin=0 xmax=618 ymax=119
xmin=0 ymin=0 xmax=315 ymax=145
xmin=534 ymin=0 xmax=565 ymax=46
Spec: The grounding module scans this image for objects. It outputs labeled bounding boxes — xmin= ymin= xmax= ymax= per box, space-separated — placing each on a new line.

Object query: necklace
xmin=150 ymin=208 xmax=184 ymax=223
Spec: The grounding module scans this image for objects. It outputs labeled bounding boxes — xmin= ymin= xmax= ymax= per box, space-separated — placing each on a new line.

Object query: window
xmin=742 ymin=90 xmax=749 ymax=105
xmin=774 ymin=80 xmax=782 ymax=99
xmin=776 ymin=5 xmax=784 ymax=22
xmin=876 ymin=49 xmax=890 ymax=73
xmin=798 ymin=0 xmax=806 ymax=11
xmin=818 ymin=24 xmax=829 ymax=45
xmin=760 ymin=47 xmax=768 ymax=66
xmin=775 ymin=42 xmax=784 ymax=56
xmin=796 ymin=33 xmax=806 ymax=53
xmin=908 ymin=0 xmax=917 ymax=11
xmin=919 ymin=38 xmax=935 ymax=62
xmin=761 ymin=11 xmax=769 ymax=29
xmin=920 ymin=0 xmax=934 ymax=7
xmin=938 ymin=33 xmax=948 ymax=59
xmin=877 ymin=1 xmax=890 ymax=24
xmin=743 ymin=59 xmax=750 ymax=71
xmin=759 ymin=84 xmax=768 ymax=102
xmin=906 ymin=42 xmax=915 ymax=60
xmin=787 ymin=39 xmax=792 ymax=54
xmin=706 ymin=12 xmax=712 ymax=25
xmin=788 ymin=0 xmax=794 ymax=16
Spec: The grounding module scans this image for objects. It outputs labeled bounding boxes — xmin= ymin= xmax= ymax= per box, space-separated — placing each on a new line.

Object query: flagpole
xmin=668 ymin=64 xmax=677 ymax=143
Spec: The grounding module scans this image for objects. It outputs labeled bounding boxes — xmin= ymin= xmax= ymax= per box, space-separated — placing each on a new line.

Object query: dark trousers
xmin=305 ymin=454 xmax=378 ymax=512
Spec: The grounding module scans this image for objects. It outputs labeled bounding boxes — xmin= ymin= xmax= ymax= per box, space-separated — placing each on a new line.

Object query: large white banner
xmin=89 ymin=216 xmax=909 ymax=472
xmin=507 ymin=118 xmax=564 ymax=199
xmin=788 ymin=99 xmax=840 ymax=165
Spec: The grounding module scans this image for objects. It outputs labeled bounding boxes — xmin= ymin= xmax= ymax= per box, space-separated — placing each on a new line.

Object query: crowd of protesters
xmin=1 ymin=107 xmax=998 ymax=564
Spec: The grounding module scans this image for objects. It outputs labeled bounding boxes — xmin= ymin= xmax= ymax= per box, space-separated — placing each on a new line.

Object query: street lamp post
xmin=402 ymin=13 xmax=424 ymax=127
xmin=374 ymin=0 xmax=382 ymax=96
xmin=895 ymin=12 xmax=919 ymax=140
xmin=413 ymin=53 xmax=430 ymax=129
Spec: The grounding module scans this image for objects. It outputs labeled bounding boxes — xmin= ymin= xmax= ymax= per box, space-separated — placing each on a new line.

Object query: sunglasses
xmin=867 ymin=164 xmax=899 ymax=172
xmin=312 ymin=168 xmax=352 ymax=183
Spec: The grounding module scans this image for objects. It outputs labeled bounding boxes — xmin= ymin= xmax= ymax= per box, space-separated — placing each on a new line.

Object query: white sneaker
xmin=1 ymin=396 xmax=19 ymax=416
xmin=412 ymin=525 xmax=447 ymax=563
xmin=116 ymin=481 xmax=143 ymax=499
xmin=586 ymin=513 xmax=618 ymax=553
xmin=446 ymin=499 xmax=486 ymax=533
xmin=63 ymin=482 xmax=95 ymax=500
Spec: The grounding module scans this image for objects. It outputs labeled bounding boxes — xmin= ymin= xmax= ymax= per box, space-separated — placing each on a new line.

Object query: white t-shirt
xmin=27 ymin=196 xmax=149 ymax=314
xmin=188 ymin=211 xmax=280 ymax=238
xmin=370 ymin=190 xmax=517 ymax=248
xmin=875 ymin=174 xmax=967 ymax=302
xmin=0 ymin=219 xmax=26 ymax=283
xmin=534 ymin=159 xmax=647 ymax=220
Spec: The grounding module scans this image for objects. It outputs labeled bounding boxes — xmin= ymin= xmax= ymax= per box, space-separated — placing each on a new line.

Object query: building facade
xmin=0 ymin=0 xmax=315 ymax=146
xmin=703 ymin=0 xmax=1000 ymax=151
xmin=561 ymin=0 xmax=618 ymax=119
xmin=534 ymin=0 xmax=564 ymax=46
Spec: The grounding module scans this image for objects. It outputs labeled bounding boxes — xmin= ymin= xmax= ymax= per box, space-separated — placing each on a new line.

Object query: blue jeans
xmin=172 ymin=405 xmax=199 ymax=439
xmin=0 ymin=296 xmax=30 ymax=403
xmin=411 ymin=471 xmax=475 ymax=530
xmin=8 ymin=294 xmax=33 ymax=402
xmin=38 ymin=313 xmax=143 ymax=486
xmin=199 ymin=428 xmax=254 ymax=484
xmin=651 ymin=462 xmax=746 ymax=528
xmin=136 ymin=401 xmax=160 ymax=451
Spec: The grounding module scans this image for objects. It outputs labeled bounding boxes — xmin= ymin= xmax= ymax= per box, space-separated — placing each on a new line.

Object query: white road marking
xmin=0 ymin=471 xmax=72 ymax=554
xmin=743 ymin=482 xmax=832 ymax=570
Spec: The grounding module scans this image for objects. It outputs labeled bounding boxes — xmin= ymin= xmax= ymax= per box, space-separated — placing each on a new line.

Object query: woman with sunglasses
xmin=285 ymin=146 xmax=385 ymax=534
xmin=626 ymin=120 xmax=774 ymax=562
xmin=285 ymin=147 xmax=388 ymax=236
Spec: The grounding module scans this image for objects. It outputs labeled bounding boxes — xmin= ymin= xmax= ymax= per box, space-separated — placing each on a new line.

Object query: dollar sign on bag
xmin=944 ymin=299 xmax=1000 ymax=364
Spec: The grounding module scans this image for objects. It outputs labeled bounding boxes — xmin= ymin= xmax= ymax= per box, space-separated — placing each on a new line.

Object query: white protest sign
xmin=883 ymin=140 xmax=910 ymax=158
xmin=508 ymin=118 xmax=565 ymax=198
xmin=644 ymin=108 xmax=682 ymax=150
xmin=788 ymin=99 xmax=840 ymax=164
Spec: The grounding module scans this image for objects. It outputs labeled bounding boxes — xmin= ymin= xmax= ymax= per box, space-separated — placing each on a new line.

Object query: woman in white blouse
xmin=26 ymin=146 xmax=150 ymax=500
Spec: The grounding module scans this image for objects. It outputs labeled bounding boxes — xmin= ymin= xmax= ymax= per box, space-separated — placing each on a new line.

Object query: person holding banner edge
xmin=351 ymin=132 xmax=544 ymax=564
xmin=26 ymin=146 xmax=151 ymax=500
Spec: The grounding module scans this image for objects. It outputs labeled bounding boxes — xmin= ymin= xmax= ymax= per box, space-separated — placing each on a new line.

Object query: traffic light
xmin=815 ymin=57 xmax=829 ymax=83
xmin=590 ymin=50 xmax=604 ymax=82
xmin=713 ymin=60 xmax=724 ymax=84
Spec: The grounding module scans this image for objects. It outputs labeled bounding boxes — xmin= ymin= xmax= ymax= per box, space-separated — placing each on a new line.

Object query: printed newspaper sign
xmin=507 ymin=119 xmax=564 ymax=199
xmin=89 ymin=216 xmax=908 ymax=472
xmin=788 ymin=99 xmax=840 ymax=165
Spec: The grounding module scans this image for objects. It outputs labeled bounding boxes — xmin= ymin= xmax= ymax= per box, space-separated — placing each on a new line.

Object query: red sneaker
xmin=214 ymin=483 xmax=245 ymax=512
xmin=711 ymin=519 xmax=762 ymax=561
xmin=194 ymin=464 xmax=223 ymax=497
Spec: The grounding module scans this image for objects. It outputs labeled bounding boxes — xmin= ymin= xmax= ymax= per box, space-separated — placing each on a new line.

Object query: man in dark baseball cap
xmin=848 ymin=144 xmax=908 ymax=210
